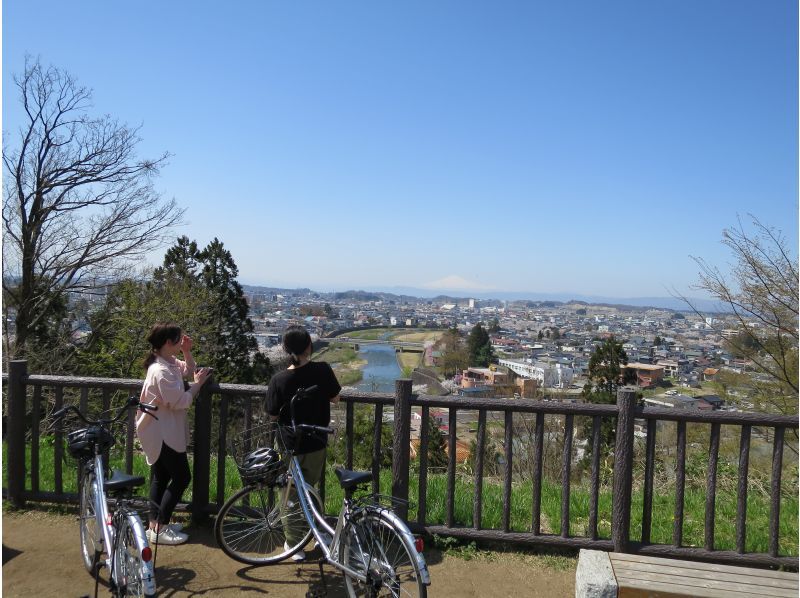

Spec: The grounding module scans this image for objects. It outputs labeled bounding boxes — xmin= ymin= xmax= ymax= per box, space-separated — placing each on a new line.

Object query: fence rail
xmin=3 ymin=360 xmax=797 ymax=570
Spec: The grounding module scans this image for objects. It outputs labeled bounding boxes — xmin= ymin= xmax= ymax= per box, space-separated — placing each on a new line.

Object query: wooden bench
xmin=575 ymin=549 xmax=799 ymax=598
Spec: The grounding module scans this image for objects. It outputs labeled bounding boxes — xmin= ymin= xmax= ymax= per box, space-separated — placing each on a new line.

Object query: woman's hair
xmin=282 ymin=325 xmax=312 ymax=366
xmin=143 ymin=322 xmax=182 ymax=370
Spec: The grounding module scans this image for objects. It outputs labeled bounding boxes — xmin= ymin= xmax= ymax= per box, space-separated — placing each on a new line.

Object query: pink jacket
xmin=136 ymin=356 xmax=194 ymax=465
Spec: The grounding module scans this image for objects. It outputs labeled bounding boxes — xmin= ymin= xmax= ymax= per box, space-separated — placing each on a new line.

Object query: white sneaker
xmin=284 ymin=541 xmax=306 ymax=562
xmin=147 ymin=527 xmax=188 ymax=546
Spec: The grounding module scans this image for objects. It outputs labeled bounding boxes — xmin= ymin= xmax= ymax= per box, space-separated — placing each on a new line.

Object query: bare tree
xmin=3 ymin=58 xmax=182 ymax=359
xmin=682 ymin=215 xmax=798 ymax=415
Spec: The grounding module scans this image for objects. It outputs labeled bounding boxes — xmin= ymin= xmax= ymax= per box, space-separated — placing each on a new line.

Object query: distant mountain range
xmin=241 ymin=284 xmax=726 ymax=313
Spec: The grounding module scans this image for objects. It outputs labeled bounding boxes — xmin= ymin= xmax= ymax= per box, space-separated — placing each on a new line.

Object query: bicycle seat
xmin=334 ymin=468 xmax=372 ymax=490
xmin=104 ymin=469 xmax=146 ymax=492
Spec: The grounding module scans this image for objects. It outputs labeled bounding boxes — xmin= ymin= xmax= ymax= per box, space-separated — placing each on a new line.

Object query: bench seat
xmin=576 ymin=549 xmax=798 ymax=598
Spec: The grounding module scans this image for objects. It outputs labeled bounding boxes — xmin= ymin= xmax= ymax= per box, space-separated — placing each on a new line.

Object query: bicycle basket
xmin=67 ymin=426 xmax=115 ymax=459
xmin=229 ymin=422 xmax=287 ymax=485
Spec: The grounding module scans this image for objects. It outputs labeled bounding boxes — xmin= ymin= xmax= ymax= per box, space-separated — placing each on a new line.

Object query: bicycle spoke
xmin=341 ymin=509 xmax=426 ymax=598
xmin=216 ymin=483 xmax=319 ymax=565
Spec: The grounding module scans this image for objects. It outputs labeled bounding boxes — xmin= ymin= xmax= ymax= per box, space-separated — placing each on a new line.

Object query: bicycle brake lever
xmin=138 ymin=403 xmax=159 ymax=420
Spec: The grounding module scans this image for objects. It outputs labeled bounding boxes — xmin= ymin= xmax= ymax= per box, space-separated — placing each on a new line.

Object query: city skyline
xmin=4 ymin=1 xmax=797 ymax=299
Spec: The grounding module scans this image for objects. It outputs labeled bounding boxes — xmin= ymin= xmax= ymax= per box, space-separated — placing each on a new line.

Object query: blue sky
xmin=4 ymin=1 xmax=797 ymax=299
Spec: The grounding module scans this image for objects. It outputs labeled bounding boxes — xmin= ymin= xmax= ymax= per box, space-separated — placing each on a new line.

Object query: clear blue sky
xmin=4 ymin=1 xmax=797 ymax=299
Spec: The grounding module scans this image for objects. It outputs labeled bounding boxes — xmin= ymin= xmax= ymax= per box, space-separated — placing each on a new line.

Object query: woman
xmin=266 ymin=324 xmax=340 ymax=561
xmin=136 ymin=322 xmax=213 ymax=546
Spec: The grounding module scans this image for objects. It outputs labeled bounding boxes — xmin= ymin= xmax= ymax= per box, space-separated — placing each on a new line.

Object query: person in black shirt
xmin=266 ymin=325 xmax=340 ymax=560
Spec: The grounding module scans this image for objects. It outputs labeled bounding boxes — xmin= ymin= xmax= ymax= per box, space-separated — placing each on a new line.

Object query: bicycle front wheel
xmin=339 ymin=508 xmax=427 ymax=598
xmin=79 ymin=466 xmax=101 ymax=573
xmin=113 ymin=514 xmax=156 ymax=598
xmin=214 ymin=481 xmax=320 ymax=565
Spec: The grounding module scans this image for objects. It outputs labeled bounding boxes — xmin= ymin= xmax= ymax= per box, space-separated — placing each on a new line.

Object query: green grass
xmin=339 ymin=329 xmax=391 ymax=341
xmin=334 ymin=369 xmax=364 ymax=386
xmin=317 ymin=344 xmax=361 ymax=364
xmin=6 ymin=440 xmax=798 ymax=557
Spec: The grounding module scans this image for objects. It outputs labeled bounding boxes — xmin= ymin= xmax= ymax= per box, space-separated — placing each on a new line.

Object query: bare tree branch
xmin=675 ymin=215 xmax=798 ymax=415
xmin=2 ymin=57 xmax=182 ymax=359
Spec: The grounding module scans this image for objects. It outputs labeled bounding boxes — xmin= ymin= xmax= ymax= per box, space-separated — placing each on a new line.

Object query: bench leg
xmin=576 ymin=549 xmax=617 ymax=598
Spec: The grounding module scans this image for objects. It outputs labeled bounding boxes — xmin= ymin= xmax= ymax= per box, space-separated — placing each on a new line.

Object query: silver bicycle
xmin=215 ymin=386 xmax=431 ymax=597
xmin=53 ymin=396 xmax=158 ymax=598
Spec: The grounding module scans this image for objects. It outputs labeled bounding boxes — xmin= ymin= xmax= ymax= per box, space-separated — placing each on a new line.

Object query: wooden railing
xmin=3 ymin=360 xmax=797 ymax=570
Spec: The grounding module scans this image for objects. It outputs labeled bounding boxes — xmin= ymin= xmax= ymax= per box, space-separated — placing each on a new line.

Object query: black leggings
xmin=149 ymin=442 xmax=191 ymax=525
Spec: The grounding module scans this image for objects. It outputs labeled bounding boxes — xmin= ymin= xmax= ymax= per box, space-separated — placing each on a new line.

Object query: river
xmin=355 ymin=343 xmax=402 ymax=393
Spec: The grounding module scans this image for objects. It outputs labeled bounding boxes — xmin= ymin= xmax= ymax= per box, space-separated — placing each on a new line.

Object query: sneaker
xmin=147 ymin=526 xmax=188 ymax=546
xmin=284 ymin=541 xmax=306 ymax=562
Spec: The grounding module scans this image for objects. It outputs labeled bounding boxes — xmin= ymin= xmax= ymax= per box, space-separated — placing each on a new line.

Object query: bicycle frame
xmin=60 ymin=398 xmax=157 ymax=597
xmin=287 ymin=455 xmax=430 ymax=586
xmin=278 ymin=386 xmax=429 ymax=590
xmin=86 ymin=446 xmax=153 ymax=594
xmin=87 ymin=452 xmax=115 ymax=569
xmin=287 ymin=455 xmax=368 ymax=582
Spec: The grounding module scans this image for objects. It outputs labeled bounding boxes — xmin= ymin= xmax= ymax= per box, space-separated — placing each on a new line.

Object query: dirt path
xmin=2 ymin=508 xmax=575 ymax=597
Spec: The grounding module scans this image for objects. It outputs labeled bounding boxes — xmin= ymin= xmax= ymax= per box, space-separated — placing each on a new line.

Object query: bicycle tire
xmin=339 ymin=508 xmax=427 ymax=598
xmin=214 ymin=480 xmax=321 ymax=565
xmin=113 ymin=514 xmax=156 ymax=598
xmin=79 ymin=466 xmax=101 ymax=574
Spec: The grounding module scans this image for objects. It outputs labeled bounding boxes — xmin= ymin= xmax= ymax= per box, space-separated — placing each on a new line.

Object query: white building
xmin=499 ymin=358 xmax=574 ymax=389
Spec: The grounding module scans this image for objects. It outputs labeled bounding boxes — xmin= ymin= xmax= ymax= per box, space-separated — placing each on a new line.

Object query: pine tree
xmin=467 ymin=323 xmax=493 ymax=367
xmin=157 ymin=236 xmax=271 ymax=384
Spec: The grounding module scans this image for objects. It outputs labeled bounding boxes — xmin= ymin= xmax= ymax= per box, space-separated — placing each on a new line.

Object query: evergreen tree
xmin=583 ymin=336 xmax=634 ymax=396
xmin=422 ymin=415 xmax=448 ymax=471
xmin=581 ymin=336 xmax=637 ymax=460
xmin=467 ymin=323 xmax=493 ymax=367
xmin=156 ymin=236 xmax=271 ymax=384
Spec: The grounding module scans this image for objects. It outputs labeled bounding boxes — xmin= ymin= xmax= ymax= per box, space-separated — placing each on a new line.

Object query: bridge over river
xmin=324 ymin=335 xmax=426 ymax=350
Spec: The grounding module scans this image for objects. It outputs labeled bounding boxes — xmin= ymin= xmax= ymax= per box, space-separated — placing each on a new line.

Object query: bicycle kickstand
xmin=305 ymin=560 xmax=328 ymax=598
xmin=93 ymin=555 xmax=101 ymax=598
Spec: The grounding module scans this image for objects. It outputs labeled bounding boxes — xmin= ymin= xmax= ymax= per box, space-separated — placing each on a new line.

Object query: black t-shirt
xmin=265 ymin=361 xmax=341 ymax=454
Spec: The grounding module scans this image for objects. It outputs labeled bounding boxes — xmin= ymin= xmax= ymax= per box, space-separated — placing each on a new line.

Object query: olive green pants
xmin=282 ymin=448 xmax=326 ymax=546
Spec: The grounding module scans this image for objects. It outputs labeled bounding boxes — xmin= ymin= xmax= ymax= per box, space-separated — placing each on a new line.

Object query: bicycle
xmin=215 ymin=386 xmax=431 ymax=597
xmin=52 ymin=395 xmax=159 ymax=598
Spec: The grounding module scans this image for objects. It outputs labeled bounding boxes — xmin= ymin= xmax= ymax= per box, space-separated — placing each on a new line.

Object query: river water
xmin=355 ymin=344 xmax=402 ymax=393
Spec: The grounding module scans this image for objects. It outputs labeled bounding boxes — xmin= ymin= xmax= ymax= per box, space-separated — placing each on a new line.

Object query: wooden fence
xmin=3 ymin=360 xmax=797 ymax=570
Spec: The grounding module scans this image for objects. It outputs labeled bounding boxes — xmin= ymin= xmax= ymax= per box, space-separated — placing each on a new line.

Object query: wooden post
xmin=392 ymin=379 xmax=412 ymax=520
xmin=7 ymin=360 xmax=28 ymax=508
xmin=612 ymin=386 xmax=637 ymax=553
xmin=191 ymin=378 xmax=214 ymax=523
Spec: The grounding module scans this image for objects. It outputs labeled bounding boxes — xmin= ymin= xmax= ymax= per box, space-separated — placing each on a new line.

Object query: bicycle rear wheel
xmin=215 ymin=481 xmax=321 ymax=565
xmin=113 ymin=514 xmax=156 ymax=597
xmin=79 ymin=466 xmax=101 ymax=573
xmin=340 ymin=508 xmax=427 ymax=598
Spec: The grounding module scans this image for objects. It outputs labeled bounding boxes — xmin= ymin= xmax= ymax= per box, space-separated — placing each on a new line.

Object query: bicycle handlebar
xmin=297 ymin=424 xmax=334 ymax=435
xmin=281 ymin=386 xmax=333 ymax=449
xmin=51 ymin=395 xmax=158 ymax=425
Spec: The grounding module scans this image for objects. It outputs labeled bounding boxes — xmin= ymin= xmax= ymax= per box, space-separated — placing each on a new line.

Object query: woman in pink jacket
xmin=136 ymin=323 xmax=212 ymax=545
